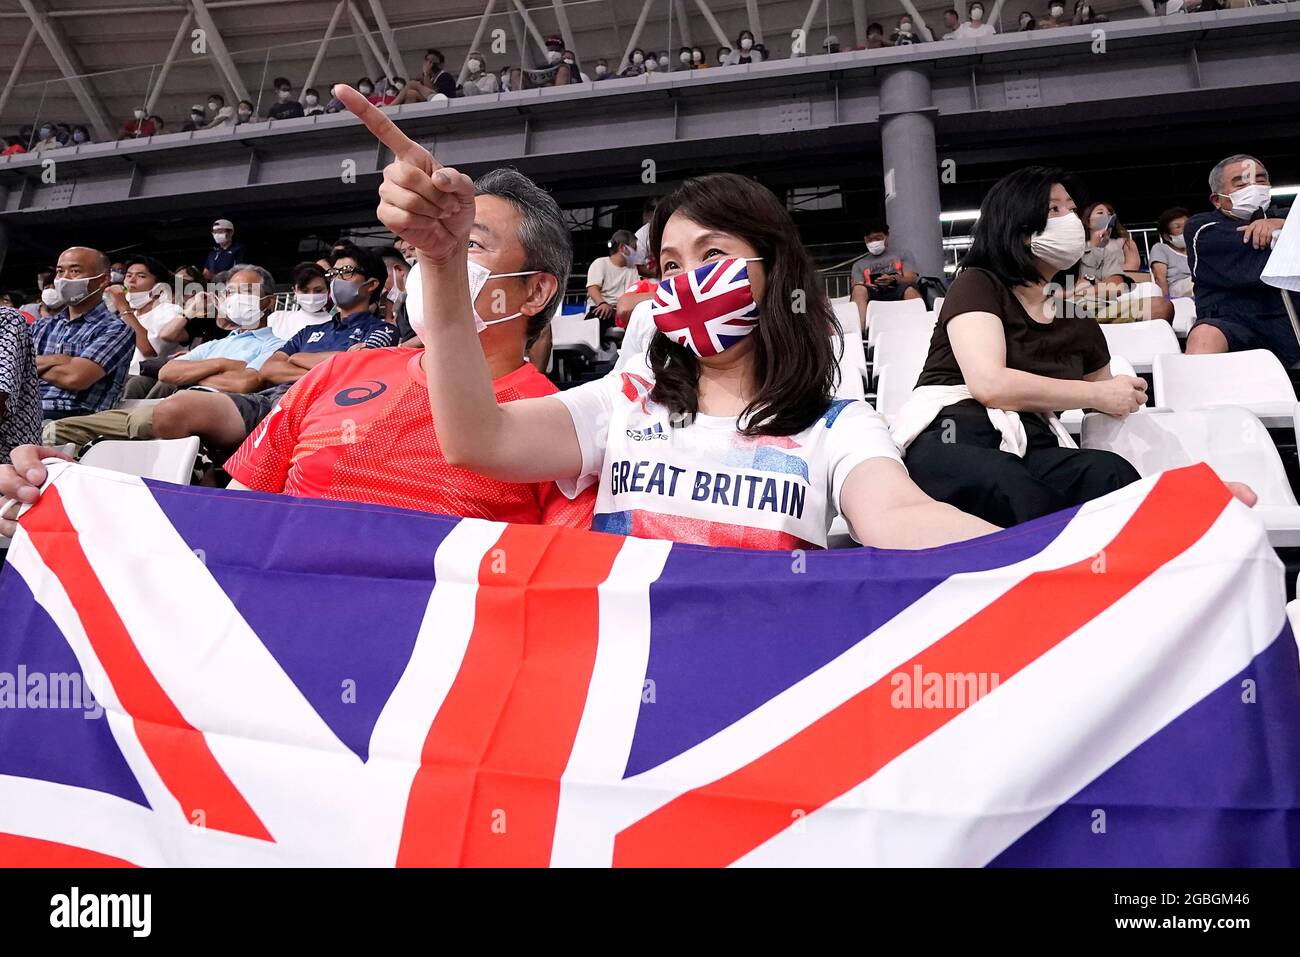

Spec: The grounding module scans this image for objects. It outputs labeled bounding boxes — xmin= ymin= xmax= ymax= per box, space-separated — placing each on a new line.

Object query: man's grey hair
xmin=228 ymin=263 xmax=276 ymax=294
xmin=473 ymin=167 xmax=571 ymax=342
xmin=1209 ymin=154 xmax=1265 ymax=194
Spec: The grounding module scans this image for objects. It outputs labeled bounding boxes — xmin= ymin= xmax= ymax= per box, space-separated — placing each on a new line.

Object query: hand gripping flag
xmin=1 ymin=461 xmax=1297 ymax=867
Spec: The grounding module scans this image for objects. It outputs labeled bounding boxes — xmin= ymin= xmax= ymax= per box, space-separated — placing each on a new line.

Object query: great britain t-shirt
xmin=552 ymin=355 xmax=903 ymax=550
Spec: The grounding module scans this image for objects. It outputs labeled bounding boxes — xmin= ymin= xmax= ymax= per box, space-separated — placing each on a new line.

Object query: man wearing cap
xmin=204 ymin=220 xmax=247 ymax=281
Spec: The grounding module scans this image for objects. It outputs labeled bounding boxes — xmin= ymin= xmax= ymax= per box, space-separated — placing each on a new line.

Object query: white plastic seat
xmin=1170 ymin=297 xmax=1196 ymax=336
xmin=874 ymin=334 xmax=934 ymax=425
xmin=864 ymin=297 xmax=928 ymax=350
xmin=872 ymin=311 xmax=937 ymax=386
xmin=1153 ymin=349 xmax=1297 ymax=427
xmin=931 ymin=296 xmax=944 ymax=315
xmin=835 ymin=329 xmax=867 ymax=400
xmin=1099 ymin=319 xmax=1180 ymax=374
xmin=1081 ymin=405 xmax=1300 ymax=546
xmin=831 ymin=298 xmax=862 ymax=335
xmin=78 ymin=437 xmax=200 ymax=485
xmin=550 ymin=307 xmax=600 ymax=355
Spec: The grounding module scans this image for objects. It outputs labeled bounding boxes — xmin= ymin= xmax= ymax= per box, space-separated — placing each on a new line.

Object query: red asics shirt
xmin=225 ymin=347 xmax=595 ymax=528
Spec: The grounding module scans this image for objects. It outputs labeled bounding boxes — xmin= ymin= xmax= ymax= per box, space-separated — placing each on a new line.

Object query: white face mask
xmin=404 ymin=260 xmax=542 ymax=344
xmin=740 ymin=38 xmax=753 ymax=50
xmin=126 ymin=287 xmax=157 ymax=309
xmin=646 ymin=60 xmax=659 ymax=72
xmin=970 ymin=7 xmax=985 ymax=21
xmin=547 ymin=50 xmax=562 ymax=64
xmin=866 ymin=240 xmax=887 ymax=256
xmin=41 ymin=286 xmax=65 ymax=308
xmin=468 ymin=59 xmax=482 ymax=73
xmin=625 ymin=244 xmax=647 ymax=267
xmin=213 ymin=231 xmax=230 ymax=246
xmin=596 ymin=65 xmax=608 ymax=76
xmin=1029 ymin=213 xmax=1087 ymax=272
xmin=295 ymin=291 xmax=329 ymax=313
xmin=305 ymin=95 xmax=318 ymax=106
xmin=680 ymin=53 xmax=691 ymax=64
xmin=632 ymin=52 xmax=644 ymax=64
xmin=1170 ymin=233 xmax=1186 ymax=250
xmin=1051 ymin=4 xmax=1064 ymax=15
xmin=223 ymin=292 xmax=264 ymax=327
xmin=1217 ymin=183 xmax=1271 ymax=220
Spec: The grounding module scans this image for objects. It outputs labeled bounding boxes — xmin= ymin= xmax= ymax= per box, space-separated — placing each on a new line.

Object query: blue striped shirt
xmin=30 ymin=300 xmax=136 ymax=415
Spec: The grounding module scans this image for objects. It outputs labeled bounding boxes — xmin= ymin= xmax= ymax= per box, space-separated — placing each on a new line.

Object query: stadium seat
xmin=269 ymin=308 xmax=330 ymax=342
xmin=835 ymin=329 xmax=867 ymax=400
xmin=871 ymin=310 xmax=938 ymax=385
xmin=831 ymin=298 xmax=861 ymax=335
xmin=873 ymin=334 xmax=935 ymax=425
xmin=1171 ymin=297 xmax=1196 ymax=336
xmin=1081 ymin=406 xmax=1300 ymax=547
xmin=865 ymin=297 xmax=928 ymax=350
xmin=1152 ymin=350 xmax=1297 ymax=428
xmin=931 ymin=296 xmax=944 ymax=315
xmin=1099 ymin=320 xmax=1180 ymax=374
xmin=551 ymin=306 xmax=600 ymax=355
xmin=78 ymin=437 xmax=200 ymax=485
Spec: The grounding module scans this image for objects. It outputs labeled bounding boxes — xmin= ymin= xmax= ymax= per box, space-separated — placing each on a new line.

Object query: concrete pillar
xmin=878 ymin=66 xmax=943 ymax=278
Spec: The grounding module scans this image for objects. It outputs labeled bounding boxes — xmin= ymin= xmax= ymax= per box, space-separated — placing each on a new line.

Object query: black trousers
xmin=904 ymin=400 xmax=1140 ymax=527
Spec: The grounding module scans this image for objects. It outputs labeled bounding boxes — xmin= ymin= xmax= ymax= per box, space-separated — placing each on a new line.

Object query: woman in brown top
xmin=898 ymin=167 xmax=1146 ymax=527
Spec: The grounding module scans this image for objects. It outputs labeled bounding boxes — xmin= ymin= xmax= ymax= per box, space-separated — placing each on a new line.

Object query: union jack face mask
xmin=650 ymin=256 xmax=762 ymax=358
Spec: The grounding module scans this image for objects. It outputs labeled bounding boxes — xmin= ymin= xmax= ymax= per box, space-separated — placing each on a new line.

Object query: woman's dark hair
xmin=1157 ymin=206 xmax=1190 ymax=242
xmin=646 ymin=172 xmax=838 ymax=437
xmin=123 ymin=255 xmax=172 ymax=288
xmin=290 ymin=261 xmax=327 ymax=290
xmin=960 ymin=165 xmax=1084 ymax=287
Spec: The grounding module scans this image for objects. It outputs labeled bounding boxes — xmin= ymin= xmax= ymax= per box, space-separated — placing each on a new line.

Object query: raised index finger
xmin=337 ymin=84 xmax=438 ymax=174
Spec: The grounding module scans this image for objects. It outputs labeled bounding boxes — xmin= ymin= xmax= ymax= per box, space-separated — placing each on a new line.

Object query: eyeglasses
xmin=324 ymin=266 xmax=361 ymax=279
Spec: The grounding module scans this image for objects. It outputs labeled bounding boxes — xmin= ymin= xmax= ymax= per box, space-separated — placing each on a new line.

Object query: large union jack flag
xmin=0 ymin=461 xmax=1298 ymax=867
xmin=650 ymin=257 xmax=760 ymax=356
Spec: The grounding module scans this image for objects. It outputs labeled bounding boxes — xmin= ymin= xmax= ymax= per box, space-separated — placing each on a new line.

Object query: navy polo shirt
xmin=281 ymin=310 xmax=397 ymax=356
xmin=204 ymin=241 xmax=248 ymax=277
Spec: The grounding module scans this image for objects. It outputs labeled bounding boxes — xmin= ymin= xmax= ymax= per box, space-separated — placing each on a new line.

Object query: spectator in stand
xmin=2 ymin=136 xmax=26 ymax=156
xmin=594 ymin=58 xmax=612 ymax=80
xmin=562 ymin=50 xmax=587 ymax=82
xmin=379 ymin=80 xmax=403 ymax=106
xmin=849 ymin=223 xmax=922 ymax=328
xmin=1073 ymin=0 xmax=1106 ymax=24
xmin=204 ymin=219 xmax=247 ymax=281
xmin=267 ymin=78 xmax=305 ymax=120
xmin=150 ymin=115 xmax=165 ymax=135
xmin=0 ymin=293 xmax=14 ymax=308
xmin=644 ymin=53 xmax=662 ymax=74
xmin=821 ymin=35 xmax=842 ymax=55
xmin=202 ymin=93 xmax=235 ymax=129
xmin=715 ymin=46 xmax=732 ymax=66
xmin=586 ymin=230 xmax=640 ymax=324
xmin=394 ymin=49 xmax=457 ymax=103
xmin=1185 ymin=154 xmax=1294 ymax=364
xmin=32 ymin=246 xmax=134 ymax=420
xmin=302 ymin=88 xmax=325 ymax=116
xmin=120 ymin=107 xmax=156 ymax=139
xmin=0 ymin=305 xmax=41 ymax=465
xmin=1149 ymin=207 xmax=1193 ymax=299
xmin=676 ymin=46 xmax=696 ymax=71
xmin=752 ymin=42 xmax=770 ymax=61
xmin=692 ymin=47 xmax=707 ymax=69
xmin=234 ymin=100 xmax=257 ymax=125
xmin=1040 ymin=1 xmax=1069 ymax=27
xmin=940 ymin=8 xmax=961 ymax=38
xmin=623 ymin=49 xmax=647 ymax=76
xmin=1018 ymin=11 xmax=1038 ymax=29
xmin=18 ymin=268 xmax=55 ymax=317
xmin=31 ymin=124 xmax=60 ymax=153
xmin=1078 ymin=201 xmax=1138 ymax=289
xmin=896 ymin=167 xmax=1144 ymax=528
xmin=891 ymin=15 xmax=927 ymax=45
xmin=727 ymin=30 xmax=763 ymax=64
xmin=107 ymin=256 xmax=187 ymax=391
xmin=324 ymin=84 xmax=348 ymax=113
xmin=953 ymin=3 xmax=998 ymax=38
xmin=461 ymin=52 xmax=499 ymax=95
xmin=866 ymin=23 xmax=890 ymax=49
xmin=378 ymin=248 xmax=412 ymax=342
xmin=71 ymin=125 xmax=91 ymax=144
xmin=182 ymin=104 xmax=207 ymax=131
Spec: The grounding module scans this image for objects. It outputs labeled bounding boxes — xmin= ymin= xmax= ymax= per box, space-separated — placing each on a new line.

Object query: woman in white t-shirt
xmin=372 ymin=142 xmax=997 ymax=549
xmin=109 ymin=256 xmax=187 ymax=376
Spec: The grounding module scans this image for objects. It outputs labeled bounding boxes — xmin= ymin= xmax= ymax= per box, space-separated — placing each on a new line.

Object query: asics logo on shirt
xmin=334 ymin=380 xmax=388 ymax=406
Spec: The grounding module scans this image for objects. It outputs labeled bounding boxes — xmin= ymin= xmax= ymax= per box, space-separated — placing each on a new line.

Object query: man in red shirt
xmin=1 ymin=168 xmax=593 ymax=532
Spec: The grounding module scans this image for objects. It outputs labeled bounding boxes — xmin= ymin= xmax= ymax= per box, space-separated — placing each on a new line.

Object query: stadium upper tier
xmin=1 ymin=8 xmax=1297 ymax=230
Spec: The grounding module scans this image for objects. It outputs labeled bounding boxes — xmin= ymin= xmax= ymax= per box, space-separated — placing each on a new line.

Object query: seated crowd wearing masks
xmin=45 ymin=265 xmax=286 ymax=448
xmin=105 ymin=256 xmax=188 ymax=394
xmin=1149 ymin=207 xmax=1194 ymax=299
xmin=393 ymin=49 xmax=456 ymax=104
xmin=461 ymin=52 xmax=499 ymax=96
xmin=147 ymin=247 xmax=397 ymax=456
xmin=1185 ymin=153 xmax=1296 ymax=366
xmin=727 ymin=31 xmax=762 ymax=64
xmin=890 ymin=14 xmax=927 ymax=44
xmin=0 ymin=166 xmax=598 ymax=535
xmin=953 ymin=2 xmax=998 ymax=37
xmin=365 ymin=127 xmax=1000 ymax=550
xmin=892 ymin=167 xmax=1146 ymax=528
xmin=31 ymin=246 xmax=135 ymax=421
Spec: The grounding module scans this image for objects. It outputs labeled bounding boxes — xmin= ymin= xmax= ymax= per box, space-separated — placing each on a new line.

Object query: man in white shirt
xmin=586 ymin=230 xmax=640 ymax=321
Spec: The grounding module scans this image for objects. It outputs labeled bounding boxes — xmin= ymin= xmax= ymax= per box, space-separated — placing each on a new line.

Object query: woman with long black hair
xmin=893 ymin=167 xmax=1145 ymax=527
xmin=342 ymin=89 xmax=997 ymax=550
